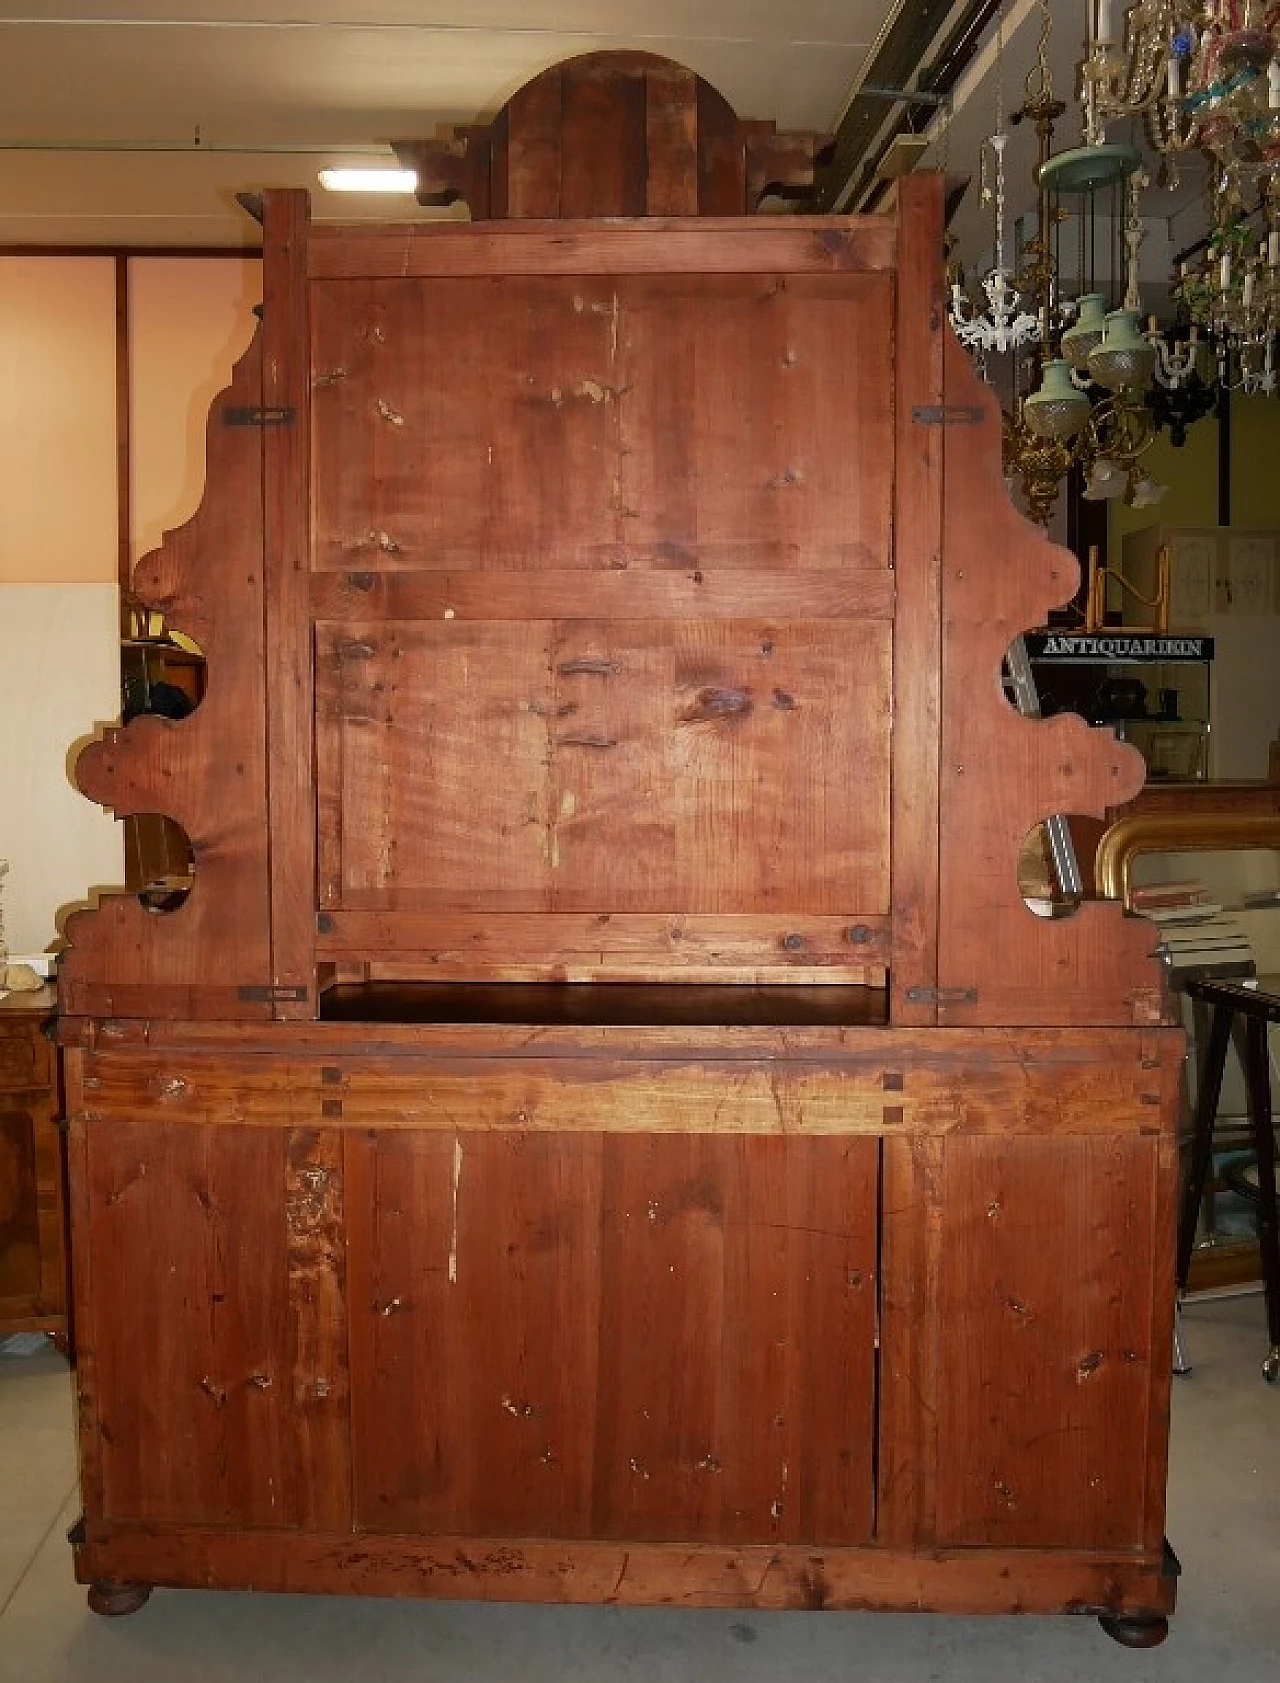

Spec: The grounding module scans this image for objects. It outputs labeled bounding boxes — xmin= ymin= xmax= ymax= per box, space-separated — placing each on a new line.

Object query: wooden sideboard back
xmin=59 ymin=52 xmax=1163 ymax=1030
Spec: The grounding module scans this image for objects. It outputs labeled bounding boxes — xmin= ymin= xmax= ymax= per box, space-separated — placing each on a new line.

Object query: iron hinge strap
xmin=911 ymin=405 xmax=984 ymax=426
xmin=224 ymin=405 xmax=296 ymax=428
xmin=905 ymin=986 xmax=979 ymax=1006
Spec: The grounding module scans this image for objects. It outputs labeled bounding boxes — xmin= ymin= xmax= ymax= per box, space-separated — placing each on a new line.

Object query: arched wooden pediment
xmin=393 ymin=50 xmax=831 ymax=219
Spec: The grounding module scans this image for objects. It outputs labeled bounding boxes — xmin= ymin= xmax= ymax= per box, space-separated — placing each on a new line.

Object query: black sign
xmin=1025 ymin=632 xmax=1214 ymax=664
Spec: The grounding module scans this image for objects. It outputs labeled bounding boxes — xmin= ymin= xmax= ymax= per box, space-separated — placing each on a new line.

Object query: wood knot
xmin=681 ymin=686 xmax=752 ymax=725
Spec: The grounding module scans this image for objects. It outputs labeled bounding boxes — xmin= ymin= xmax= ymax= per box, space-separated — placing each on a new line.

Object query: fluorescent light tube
xmin=318 ymin=167 xmax=418 ymax=194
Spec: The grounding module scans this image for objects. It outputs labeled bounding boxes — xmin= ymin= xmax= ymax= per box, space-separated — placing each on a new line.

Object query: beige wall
xmin=0 ymin=585 xmax=123 ymax=954
xmin=0 ymin=258 xmax=118 ymax=585
xmin=129 ymin=258 xmax=261 ymax=570
xmin=0 ymin=255 xmax=261 ymax=953
xmin=1109 ymin=392 xmax=1280 ymax=551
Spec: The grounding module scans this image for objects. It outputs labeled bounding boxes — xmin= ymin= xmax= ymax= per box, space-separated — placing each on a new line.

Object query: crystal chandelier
xmin=1081 ymin=0 xmax=1280 ymax=398
xmin=1172 ymin=200 xmax=1280 ymax=392
xmin=1081 ymin=0 xmax=1280 ymax=164
xmin=958 ymin=0 xmax=1166 ymax=525
xmin=948 ymin=4 xmax=1042 ymax=359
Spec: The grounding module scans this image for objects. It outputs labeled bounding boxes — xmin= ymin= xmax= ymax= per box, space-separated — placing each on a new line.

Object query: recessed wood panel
xmin=311 ymin=273 xmax=893 ymax=572
xmin=316 ymin=618 xmax=890 ymax=925
xmin=84 ymin=1121 xmax=350 ymax=1530
xmin=347 ymin=1130 xmax=877 ymax=1544
xmin=930 ymin=1134 xmax=1162 ymax=1550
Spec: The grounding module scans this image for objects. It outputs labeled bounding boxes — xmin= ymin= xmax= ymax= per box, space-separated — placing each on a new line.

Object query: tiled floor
xmin=1 ymin=1295 xmax=1277 ymax=1682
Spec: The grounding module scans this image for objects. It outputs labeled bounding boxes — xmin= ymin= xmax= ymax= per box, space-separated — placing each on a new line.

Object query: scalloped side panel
xmin=60 ymin=329 xmax=273 ymax=1020
xmin=936 ymin=334 xmax=1166 ymax=1028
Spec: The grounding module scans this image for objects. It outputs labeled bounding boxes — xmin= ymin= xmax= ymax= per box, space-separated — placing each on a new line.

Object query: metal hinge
xmin=905 ymin=986 xmax=979 ymax=1006
xmin=911 ymin=405 xmax=984 ymax=426
xmin=224 ymin=405 xmax=295 ymax=428
xmin=237 ymin=985 xmax=309 ymax=1003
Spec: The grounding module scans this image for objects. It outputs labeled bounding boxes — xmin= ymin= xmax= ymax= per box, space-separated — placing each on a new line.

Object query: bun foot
xmin=1099 ymin=1613 xmax=1169 ymax=1649
xmin=88 ymin=1579 xmax=151 ymax=1617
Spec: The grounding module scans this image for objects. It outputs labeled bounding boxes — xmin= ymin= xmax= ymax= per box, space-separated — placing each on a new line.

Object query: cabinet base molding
xmin=73 ymin=1524 xmax=1177 ymax=1619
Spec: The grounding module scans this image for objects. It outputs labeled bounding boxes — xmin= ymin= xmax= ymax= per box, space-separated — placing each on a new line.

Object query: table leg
xmin=1176 ymin=1003 xmax=1234 ymax=1293
xmin=1242 ymin=1015 xmax=1280 ymax=1382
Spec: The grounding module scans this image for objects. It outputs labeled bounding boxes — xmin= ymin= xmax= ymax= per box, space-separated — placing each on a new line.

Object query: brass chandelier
xmin=950 ymin=0 xmax=1166 ymax=525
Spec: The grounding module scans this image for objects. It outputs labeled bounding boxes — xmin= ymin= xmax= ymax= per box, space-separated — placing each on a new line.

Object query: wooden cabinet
xmin=57 ymin=52 xmax=1182 ymax=1644
xmin=0 ymin=987 xmax=67 ymax=1342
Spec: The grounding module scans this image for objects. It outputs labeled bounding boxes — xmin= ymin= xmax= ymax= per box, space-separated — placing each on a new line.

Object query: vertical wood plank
xmin=877 ymin=1133 xmax=943 ymax=1545
xmin=63 ymin=1088 xmax=105 ymax=1527
xmin=695 ymin=79 xmax=746 ymax=214
xmin=489 ymin=107 xmax=510 ymax=219
xmin=285 ymin=1127 xmax=351 ymax=1531
xmin=348 ymin=1130 xmax=604 ymax=1537
xmin=591 ymin=1134 xmax=877 ymax=1544
xmin=889 ymin=174 xmax=945 ymax=1026
xmin=262 ymin=189 xmax=316 ymax=1017
xmin=931 ymin=1134 xmax=1161 ymax=1550
xmin=645 ymin=65 xmax=699 ymax=216
xmin=505 ymin=69 xmax=564 ymax=218
xmin=1142 ymin=1033 xmax=1181 ymax=1553
xmin=560 ymin=59 xmax=648 ymax=218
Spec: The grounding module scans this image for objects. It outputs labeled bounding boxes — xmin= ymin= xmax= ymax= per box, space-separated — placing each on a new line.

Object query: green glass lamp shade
xmin=1087 ymin=309 xmax=1157 ymax=392
xmin=1022 ymin=359 xmax=1091 ymax=441
xmin=1061 ymin=294 xmax=1110 ymax=369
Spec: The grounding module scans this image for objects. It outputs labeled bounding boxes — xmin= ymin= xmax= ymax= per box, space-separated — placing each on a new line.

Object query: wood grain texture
xmin=889 ymin=175 xmax=944 ymax=1028
xmin=80 ymin=1118 xmax=349 ymax=1529
xmin=311 ymin=273 xmax=893 ymax=574
xmin=561 ymin=57 xmax=648 ymax=218
xmin=930 ymin=1134 xmax=1165 ymax=1549
xmin=880 ymin=1026 xmax=1180 ymax=1557
xmin=318 ymin=912 xmax=887 ymax=983
xmin=310 ymin=569 xmax=894 ymax=622
xmin=392 ymin=53 xmax=826 ymax=222
xmin=262 ymin=189 xmax=317 ymax=1019
xmin=315 ymin=618 xmax=890 ymax=940
xmin=877 ymin=1134 xmax=944 ymax=1546
xmin=696 ymin=75 xmax=747 ymax=214
xmin=58 ymin=335 xmax=272 ymax=1020
xmin=645 ymin=64 xmax=699 ymax=216
xmin=935 ymin=332 xmax=1165 ymax=1027
xmin=307 ymin=220 xmax=896 ymax=280
xmin=70 ymin=1524 xmax=1176 ymax=1616
xmin=68 ymin=1027 xmax=1178 ymax=1142
xmin=505 ymin=64 xmax=564 ymax=218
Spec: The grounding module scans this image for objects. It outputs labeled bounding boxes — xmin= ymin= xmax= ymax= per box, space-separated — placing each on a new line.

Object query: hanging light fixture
xmin=1079 ymin=0 xmax=1280 ymax=397
xmin=949 ymin=2 xmax=1043 ymax=359
xmin=967 ymin=0 xmax=1166 ymax=524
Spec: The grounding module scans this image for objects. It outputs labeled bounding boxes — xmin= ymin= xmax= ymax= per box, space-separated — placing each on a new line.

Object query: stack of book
xmin=1129 ymin=880 xmax=1256 ymax=982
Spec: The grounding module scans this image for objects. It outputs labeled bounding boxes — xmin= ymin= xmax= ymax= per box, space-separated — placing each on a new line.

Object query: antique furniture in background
xmin=59 ymin=53 xmax=1183 ymax=1647
xmin=0 ymin=985 xmax=67 ymax=1345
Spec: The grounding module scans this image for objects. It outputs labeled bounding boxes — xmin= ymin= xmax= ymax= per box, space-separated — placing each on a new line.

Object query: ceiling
xmin=0 ymin=0 xmax=1214 ymax=287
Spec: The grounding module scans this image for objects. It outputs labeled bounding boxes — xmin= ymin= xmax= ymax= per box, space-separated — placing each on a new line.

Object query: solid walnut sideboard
xmin=59 ymin=52 xmax=1182 ymax=1646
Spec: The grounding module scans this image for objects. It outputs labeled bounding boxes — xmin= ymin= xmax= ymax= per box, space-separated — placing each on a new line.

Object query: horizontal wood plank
xmin=70 ymin=1034 xmax=1176 ymax=1139
xmin=308 ymin=218 xmax=895 ymax=280
xmin=72 ymin=1522 xmax=1176 ymax=1615
xmin=311 ymin=570 xmax=894 ymax=617
xmin=316 ymin=912 xmax=889 ymax=970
